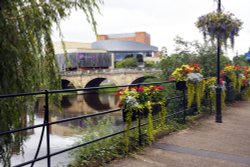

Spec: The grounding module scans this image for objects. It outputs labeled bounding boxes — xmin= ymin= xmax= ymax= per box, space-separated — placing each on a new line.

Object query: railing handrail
xmin=1 ymin=80 xmax=203 ymax=167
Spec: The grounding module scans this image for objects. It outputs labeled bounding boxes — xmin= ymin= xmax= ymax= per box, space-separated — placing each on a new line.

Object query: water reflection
xmin=1 ymin=92 xmax=122 ymax=167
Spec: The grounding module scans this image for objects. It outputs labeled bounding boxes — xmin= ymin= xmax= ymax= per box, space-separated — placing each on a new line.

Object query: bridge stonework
xmin=60 ymin=69 xmax=161 ymax=88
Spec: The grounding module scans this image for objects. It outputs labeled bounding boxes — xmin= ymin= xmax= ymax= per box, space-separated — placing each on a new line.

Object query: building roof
xmin=54 ymin=41 xmax=107 ymax=54
xmin=92 ymin=40 xmax=158 ymax=52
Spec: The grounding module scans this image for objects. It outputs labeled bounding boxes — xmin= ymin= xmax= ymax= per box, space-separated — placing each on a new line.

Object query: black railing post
xmin=138 ymin=111 xmax=142 ymax=146
xmin=136 ymin=84 xmax=142 ymax=146
xmin=45 ymin=90 xmax=51 ymax=167
xmin=182 ymin=90 xmax=186 ymax=123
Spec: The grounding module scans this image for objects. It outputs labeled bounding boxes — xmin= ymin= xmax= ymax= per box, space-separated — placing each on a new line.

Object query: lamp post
xmin=215 ymin=0 xmax=222 ymax=123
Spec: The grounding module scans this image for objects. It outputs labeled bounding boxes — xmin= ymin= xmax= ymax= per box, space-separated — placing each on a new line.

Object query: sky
xmin=52 ymin=0 xmax=250 ymax=59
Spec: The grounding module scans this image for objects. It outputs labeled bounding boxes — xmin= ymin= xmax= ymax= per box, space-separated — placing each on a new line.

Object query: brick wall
xmin=97 ymin=32 xmax=151 ymax=45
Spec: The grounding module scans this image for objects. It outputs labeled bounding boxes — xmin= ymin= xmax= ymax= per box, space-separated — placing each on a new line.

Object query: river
xmin=0 ymin=92 xmax=123 ymax=167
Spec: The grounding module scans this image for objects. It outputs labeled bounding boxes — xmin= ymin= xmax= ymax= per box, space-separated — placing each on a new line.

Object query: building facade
xmin=54 ymin=32 xmax=160 ymax=71
xmin=54 ymin=41 xmax=112 ymax=71
xmin=97 ymin=32 xmax=151 ymax=45
xmin=93 ymin=32 xmax=159 ymax=66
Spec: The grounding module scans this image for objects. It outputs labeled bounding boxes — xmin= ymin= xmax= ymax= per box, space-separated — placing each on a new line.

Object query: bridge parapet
xmin=60 ymin=68 xmax=161 ymax=76
xmin=61 ymin=68 xmax=161 ymax=88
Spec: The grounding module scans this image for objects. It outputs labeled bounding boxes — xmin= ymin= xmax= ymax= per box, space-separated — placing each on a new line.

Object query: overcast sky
xmin=52 ymin=0 xmax=250 ymax=59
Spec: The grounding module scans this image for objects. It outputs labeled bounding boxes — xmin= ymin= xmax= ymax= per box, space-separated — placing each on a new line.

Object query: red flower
xmin=235 ymin=65 xmax=241 ymax=70
xmin=114 ymin=88 xmax=125 ymax=96
xmin=194 ymin=64 xmax=199 ymax=68
xmin=114 ymin=92 xmax=121 ymax=97
xmin=137 ymin=87 xmax=144 ymax=92
xmin=186 ymin=69 xmax=192 ymax=73
xmin=153 ymin=85 xmax=164 ymax=91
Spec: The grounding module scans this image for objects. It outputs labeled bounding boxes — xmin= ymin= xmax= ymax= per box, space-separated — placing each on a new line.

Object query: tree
xmin=0 ymin=0 xmax=102 ymax=94
xmin=195 ymin=43 xmax=231 ymax=77
xmin=233 ymin=55 xmax=249 ymax=67
xmin=0 ymin=1 xmax=102 ymax=166
xmin=160 ymin=46 xmax=168 ymax=58
xmin=116 ymin=58 xmax=139 ymax=68
xmin=145 ymin=60 xmax=157 ymax=67
xmin=160 ymin=37 xmax=198 ymax=79
xmin=160 ymin=37 xmax=231 ymax=79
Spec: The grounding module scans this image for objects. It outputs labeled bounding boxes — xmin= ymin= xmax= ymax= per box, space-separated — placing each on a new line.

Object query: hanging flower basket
xmin=122 ymin=103 xmax=162 ymax=122
xmin=171 ymin=64 xmax=201 ymax=91
xmin=171 ymin=64 xmax=205 ymax=111
xmin=116 ymin=86 xmax=164 ymax=122
xmin=196 ymin=11 xmax=243 ymax=48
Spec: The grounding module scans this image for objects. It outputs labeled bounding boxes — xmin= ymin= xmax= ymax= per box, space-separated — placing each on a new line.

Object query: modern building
xmin=54 ymin=41 xmax=112 ymax=71
xmin=97 ymin=32 xmax=151 ymax=45
xmin=54 ymin=32 xmax=160 ymax=71
xmin=93 ymin=32 xmax=159 ymax=65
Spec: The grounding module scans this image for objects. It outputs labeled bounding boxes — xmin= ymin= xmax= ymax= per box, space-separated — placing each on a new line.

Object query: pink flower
xmin=220 ymin=78 xmax=223 ymax=85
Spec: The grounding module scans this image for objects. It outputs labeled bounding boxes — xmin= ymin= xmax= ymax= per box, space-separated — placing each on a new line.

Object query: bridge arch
xmin=83 ymin=93 xmax=111 ymax=110
xmin=61 ymin=79 xmax=76 ymax=89
xmin=131 ymin=76 xmax=156 ymax=84
xmin=84 ymin=77 xmax=118 ymax=88
xmin=60 ymin=69 xmax=161 ymax=88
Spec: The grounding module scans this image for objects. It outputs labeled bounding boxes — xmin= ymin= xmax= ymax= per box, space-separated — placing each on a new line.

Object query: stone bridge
xmin=60 ymin=68 xmax=161 ymax=88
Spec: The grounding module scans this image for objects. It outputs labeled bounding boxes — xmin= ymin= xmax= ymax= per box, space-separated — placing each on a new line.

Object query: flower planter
xmin=175 ymin=81 xmax=187 ymax=91
xmin=225 ymin=76 xmax=232 ymax=83
xmin=196 ymin=12 xmax=243 ymax=49
xmin=241 ymin=85 xmax=247 ymax=91
xmin=122 ymin=104 xmax=161 ymax=122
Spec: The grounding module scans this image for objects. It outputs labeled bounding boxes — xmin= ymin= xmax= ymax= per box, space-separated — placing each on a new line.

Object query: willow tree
xmin=0 ymin=0 xmax=102 ymax=94
xmin=0 ymin=1 xmax=102 ymax=166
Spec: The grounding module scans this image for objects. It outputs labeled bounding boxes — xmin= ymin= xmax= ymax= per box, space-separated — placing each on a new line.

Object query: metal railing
xmin=0 ymin=81 xmax=212 ymax=167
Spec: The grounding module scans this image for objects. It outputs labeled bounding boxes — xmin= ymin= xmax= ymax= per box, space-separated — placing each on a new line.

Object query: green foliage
xmin=124 ymin=108 xmax=133 ymax=152
xmin=0 ymin=0 xmax=102 ymax=94
xmin=159 ymin=103 xmax=167 ymax=129
xmin=0 ymin=97 xmax=35 ymax=166
xmin=116 ymin=58 xmax=139 ymax=68
xmin=160 ymin=37 xmax=232 ymax=79
xmin=233 ymin=55 xmax=249 ymax=66
xmin=187 ymin=82 xmax=195 ymax=109
xmin=69 ymin=117 xmax=125 ymax=167
xmin=97 ymin=84 xmax=119 ymax=93
xmin=160 ymin=46 xmax=168 ymax=58
xmin=160 ymin=37 xmax=198 ymax=79
xmin=0 ymin=1 xmax=102 ymax=165
xmin=195 ymin=43 xmax=231 ymax=77
xmin=145 ymin=102 xmax=154 ymax=143
xmin=160 ymin=54 xmax=196 ymax=79
xmin=195 ymin=80 xmax=205 ymax=111
xmin=145 ymin=60 xmax=157 ymax=67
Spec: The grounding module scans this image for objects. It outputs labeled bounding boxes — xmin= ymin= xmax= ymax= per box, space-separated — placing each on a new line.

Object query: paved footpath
xmin=108 ymin=100 xmax=250 ymax=167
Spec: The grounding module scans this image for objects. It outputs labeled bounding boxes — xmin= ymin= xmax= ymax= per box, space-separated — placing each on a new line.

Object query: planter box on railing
xmin=122 ymin=104 xmax=161 ymax=122
xmin=175 ymin=81 xmax=187 ymax=91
